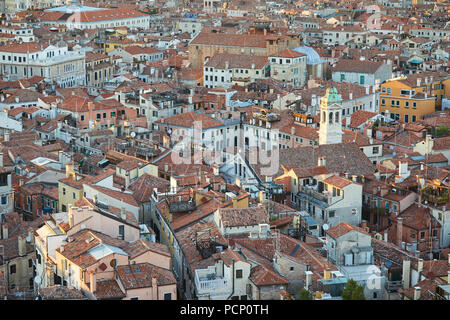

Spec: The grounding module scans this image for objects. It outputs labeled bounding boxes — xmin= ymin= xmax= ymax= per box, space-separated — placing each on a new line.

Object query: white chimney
xmin=402 ymin=258 xmax=411 ymax=290
xmin=2 ymin=224 xmax=8 ymax=239
xmin=305 ymin=270 xmax=313 ymax=289
xmin=125 ymin=172 xmax=130 ymax=189
xmin=417 ymin=78 xmax=421 ymax=87
xmin=120 ymin=207 xmax=126 ymax=220
xmin=383 ymin=229 xmax=388 ymax=242
xmin=399 ymin=161 xmax=410 ymax=179
xmin=349 ymin=92 xmax=353 ymax=100
xmin=4 ymin=133 xmax=9 ymax=142
xmin=413 ymin=287 xmax=421 ymax=300
xmin=0 ymin=153 xmax=3 ymax=167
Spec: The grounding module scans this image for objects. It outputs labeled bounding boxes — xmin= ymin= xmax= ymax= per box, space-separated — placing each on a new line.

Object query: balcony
xmin=298 ymin=185 xmax=342 ymax=207
xmin=422 ymin=187 xmax=448 ymax=206
xmin=194 ymin=267 xmax=231 ymax=297
xmin=386 ymin=280 xmax=403 ymax=291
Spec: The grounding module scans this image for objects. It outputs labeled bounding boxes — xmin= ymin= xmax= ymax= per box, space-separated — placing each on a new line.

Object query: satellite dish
xmin=323 ymin=224 xmax=329 ymax=231
xmin=34 ymin=276 xmax=41 ymax=284
xmin=130 ymin=131 xmax=136 ymax=138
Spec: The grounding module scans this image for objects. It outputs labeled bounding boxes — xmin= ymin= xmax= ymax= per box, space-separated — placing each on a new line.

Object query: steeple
xmin=318 ymin=87 xmax=343 ymax=145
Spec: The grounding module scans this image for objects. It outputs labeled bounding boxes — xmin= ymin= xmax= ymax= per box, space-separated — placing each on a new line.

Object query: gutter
xmin=226 ymin=259 xmax=235 ymax=300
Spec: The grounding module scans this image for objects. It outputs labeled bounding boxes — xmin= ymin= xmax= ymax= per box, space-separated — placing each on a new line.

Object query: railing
xmin=421 ymin=192 xmax=448 ymax=205
xmin=195 ymin=277 xmax=230 ymax=292
xmin=298 ymin=186 xmax=330 ymax=205
xmin=386 ymin=280 xmax=403 ymax=291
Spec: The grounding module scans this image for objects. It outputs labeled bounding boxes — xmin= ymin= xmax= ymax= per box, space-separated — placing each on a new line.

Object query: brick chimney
xmin=151 ymin=274 xmax=158 ymax=300
xmin=90 ymin=271 xmax=96 ymax=293
xmin=396 ymin=217 xmax=403 ymax=247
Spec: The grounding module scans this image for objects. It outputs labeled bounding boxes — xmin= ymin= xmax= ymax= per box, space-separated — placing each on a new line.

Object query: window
xmin=1 ymin=196 xmax=6 ymax=205
xmin=130 ymin=297 xmax=139 ymax=300
xmin=360 ymin=75 xmax=365 ymax=85
xmin=80 ymin=115 xmax=85 ymax=121
xmin=10 ymin=264 xmax=16 ymax=274
xmin=381 ymin=99 xmax=385 ymax=106
xmin=119 ymin=225 xmax=125 ymax=240
xmin=420 ymin=232 xmax=425 ymax=240
xmin=72 ymin=192 xmax=76 ymax=200
xmin=373 ymin=146 xmax=379 ymax=154
xmin=412 ymin=102 xmax=417 ymax=109
xmin=29 ymin=259 xmax=33 ymax=268
xmin=236 ymin=269 xmax=243 ymax=279
xmin=164 ymin=293 xmax=172 ymax=300
xmin=62 ymin=188 xmax=66 ymax=195
xmin=96 ymin=114 xmax=101 ymax=120
xmin=329 ymin=211 xmax=335 ymax=218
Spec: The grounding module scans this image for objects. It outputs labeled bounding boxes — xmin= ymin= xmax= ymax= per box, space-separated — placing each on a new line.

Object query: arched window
xmin=329 ymin=112 xmax=333 ymax=124
xmin=335 ymin=112 xmax=339 ymax=123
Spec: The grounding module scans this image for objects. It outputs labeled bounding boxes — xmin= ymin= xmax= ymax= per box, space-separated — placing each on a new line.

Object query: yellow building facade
xmin=379 ymin=74 xmax=450 ymax=123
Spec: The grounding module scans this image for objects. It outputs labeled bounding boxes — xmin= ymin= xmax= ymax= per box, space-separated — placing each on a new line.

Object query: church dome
xmin=293 ymin=46 xmax=324 ymax=65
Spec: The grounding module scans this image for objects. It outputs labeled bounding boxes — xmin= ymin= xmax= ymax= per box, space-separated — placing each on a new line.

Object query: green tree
xmin=351 ymin=285 xmax=366 ymax=300
xmin=342 ymin=279 xmax=366 ymax=300
xmin=297 ymin=288 xmax=313 ymax=300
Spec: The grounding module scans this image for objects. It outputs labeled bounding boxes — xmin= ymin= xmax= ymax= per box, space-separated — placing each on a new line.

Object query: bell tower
xmin=318 ymin=87 xmax=343 ymax=145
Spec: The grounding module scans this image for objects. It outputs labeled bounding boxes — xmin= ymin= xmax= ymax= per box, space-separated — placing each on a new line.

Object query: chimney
xmin=361 ymin=220 xmax=368 ymax=231
xmin=398 ymin=161 xmax=410 ymax=179
xmin=120 ymin=207 xmax=126 ymax=220
xmin=418 ymin=258 xmax=423 ymax=280
xmin=88 ymin=102 xmax=94 ymax=112
xmin=383 ymin=229 xmax=388 ymax=242
xmin=90 ymin=271 xmax=96 ymax=293
xmin=402 ymin=258 xmax=411 ymax=290
xmin=366 ymin=127 xmax=372 ymax=138
xmin=125 ymin=172 xmax=130 ymax=189
xmin=323 ymin=269 xmax=331 ymax=281
xmin=413 ymin=287 xmax=421 ymax=300
xmin=291 ymin=126 xmax=295 ymax=135
xmin=225 ymin=61 xmax=229 ymax=69
xmin=447 ymin=270 xmax=450 ymax=285
xmin=68 ymin=206 xmax=74 ymax=228
xmin=0 ymin=152 xmax=3 ymax=167
xmin=349 ymin=92 xmax=353 ymax=100
xmin=65 ymin=162 xmax=74 ymax=178
xmin=18 ymin=235 xmax=26 ymax=257
xmin=151 ymin=274 xmax=158 ymax=299
xmin=318 ymin=157 xmax=326 ymax=167
xmin=4 ymin=133 xmax=9 ymax=142
xmin=28 ymin=228 xmax=35 ymax=245
xmin=416 ymin=78 xmax=421 ymax=87
xmin=397 ymin=217 xmax=403 ymax=247
xmin=1 ymin=224 xmax=7 ymax=239
xmin=305 ymin=270 xmax=313 ymax=289
xmin=352 ymin=175 xmax=358 ymax=183
xmin=213 ymin=164 xmax=219 ymax=176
